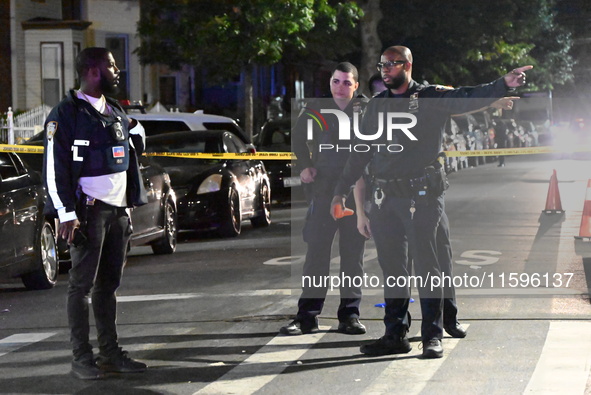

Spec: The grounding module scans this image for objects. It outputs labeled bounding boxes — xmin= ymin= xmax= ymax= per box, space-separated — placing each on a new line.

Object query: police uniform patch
xmin=112 ymin=146 xmax=125 ymax=158
xmin=47 ymin=121 xmax=58 ymax=140
xmin=435 ymin=85 xmax=454 ymax=91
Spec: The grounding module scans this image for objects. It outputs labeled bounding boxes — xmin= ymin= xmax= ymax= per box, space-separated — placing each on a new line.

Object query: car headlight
xmin=197 ymin=174 xmax=222 ymax=194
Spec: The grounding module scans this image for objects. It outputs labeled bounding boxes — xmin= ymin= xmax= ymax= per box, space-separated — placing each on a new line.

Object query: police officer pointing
xmin=331 ymin=46 xmax=531 ymax=358
xmin=43 ymin=47 xmax=147 ymax=379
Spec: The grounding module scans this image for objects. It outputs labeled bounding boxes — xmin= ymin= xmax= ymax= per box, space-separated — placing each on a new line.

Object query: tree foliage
xmin=136 ymin=0 xmax=363 ymax=83
xmin=376 ymin=0 xmax=573 ymax=91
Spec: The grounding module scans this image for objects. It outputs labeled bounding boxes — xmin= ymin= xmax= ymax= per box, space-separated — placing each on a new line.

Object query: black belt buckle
xmin=86 ymin=196 xmax=96 ymax=206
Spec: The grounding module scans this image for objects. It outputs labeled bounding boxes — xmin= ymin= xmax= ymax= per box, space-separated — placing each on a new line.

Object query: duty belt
xmin=372 ymin=177 xmax=414 ymax=200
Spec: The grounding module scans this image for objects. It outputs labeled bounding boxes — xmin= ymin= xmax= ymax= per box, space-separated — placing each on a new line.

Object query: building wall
xmin=24 ymin=29 xmax=84 ymax=108
xmin=13 ymin=0 xmax=63 ymax=111
xmin=84 ymin=0 xmax=143 ymax=102
xmin=0 ymin=1 xmax=12 ymax=112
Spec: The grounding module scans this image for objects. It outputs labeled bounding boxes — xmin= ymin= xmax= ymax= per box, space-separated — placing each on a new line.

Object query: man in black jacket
xmin=43 ymin=47 xmax=147 ymax=379
xmin=280 ymin=62 xmax=369 ymax=336
xmin=331 ymin=46 xmax=531 ymax=358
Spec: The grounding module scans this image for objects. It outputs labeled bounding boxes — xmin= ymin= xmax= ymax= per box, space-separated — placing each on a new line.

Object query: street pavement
xmin=1 ymin=154 xmax=591 ymax=394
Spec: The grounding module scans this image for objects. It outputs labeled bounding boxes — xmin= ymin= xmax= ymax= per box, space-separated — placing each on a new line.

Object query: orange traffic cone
xmin=576 ymin=179 xmax=591 ymax=239
xmin=542 ymin=169 xmax=564 ymax=214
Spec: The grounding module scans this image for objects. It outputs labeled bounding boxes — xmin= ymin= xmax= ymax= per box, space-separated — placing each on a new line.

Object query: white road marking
xmin=524 ymin=321 xmax=591 ymax=394
xmin=192 ymin=326 xmax=331 ymax=394
xmin=115 ymin=289 xmax=294 ymax=303
xmin=455 ymin=250 xmax=502 ymax=266
xmin=362 ymin=325 xmax=469 ymax=395
xmin=113 ymin=286 xmax=587 ymax=304
xmin=0 ymin=333 xmax=56 ymax=357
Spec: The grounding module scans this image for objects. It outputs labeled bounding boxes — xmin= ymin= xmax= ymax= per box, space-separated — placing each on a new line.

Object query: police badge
xmin=46 ymin=121 xmax=58 ymax=140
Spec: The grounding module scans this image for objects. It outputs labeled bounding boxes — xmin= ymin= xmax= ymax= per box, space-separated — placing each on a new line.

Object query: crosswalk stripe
xmin=192 ymin=326 xmax=331 ymax=395
xmin=524 ymin=321 xmax=591 ymax=394
xmin=362 ymin=325 xmax=470 ymax=395
xmin=115 ymin=289 xmax=293 ymax=303
xmin=0 ymin=333 xmax=56 ymax=357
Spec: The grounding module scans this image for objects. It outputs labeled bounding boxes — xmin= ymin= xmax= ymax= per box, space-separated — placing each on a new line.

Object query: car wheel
xmin=21 ymin=221 xmax=58 ymax=290
xmin=219 ymin=187 xmax=241 ymax=237
xmin=251 ymin=182 xmax=271 ymax=228
xmin=151 ymin=198 xmax=178 ymax=255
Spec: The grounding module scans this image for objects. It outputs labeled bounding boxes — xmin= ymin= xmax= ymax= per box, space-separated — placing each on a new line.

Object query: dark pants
xmin=68 ymin=201 xmax=131 ymax=359
xmin=437 ymin=211 xmax=460 ymax=327
xmin=369 ymin=194 xmax=444 ymax=341
xmin=297 ymin=194 xmax=366 ymax=323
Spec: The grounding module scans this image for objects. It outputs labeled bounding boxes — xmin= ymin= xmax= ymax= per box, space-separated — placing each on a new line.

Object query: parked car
xmin=123 ymin=106 xmax=252 ymax=145
xmin=0 ymin=151 xmax=58 ymax=290
xmin=146 ymin=130 xmax=271 ymax=237
xmin=253 ymin=119 xmax=302 ymax=203
xmin=20 ymin=133 xmax=179 ymax=256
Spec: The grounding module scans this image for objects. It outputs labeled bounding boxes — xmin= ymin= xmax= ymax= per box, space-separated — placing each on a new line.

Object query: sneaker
xmin=444 ymin=322 xmax=467 ymax=338
xmin=360 ymin=334 xmax=412 ymax=356
xmin=96 ymin=348 xmax=147 ymax=373
xmin=421 ymin=339 xmax=443 ymax=359
xmin=71 ymin=354 xmax=105 ymax=380
xmin=279 ymin=318 xmax=319 ymax=336
xmin=337 ymin=317 xmax=367 ymax=335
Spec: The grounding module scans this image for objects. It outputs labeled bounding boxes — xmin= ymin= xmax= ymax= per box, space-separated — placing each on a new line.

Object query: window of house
xmin=106 ymin=36 xmax=129 ymax=100
xmin=41 ymin=43 xmax=63 ymax=107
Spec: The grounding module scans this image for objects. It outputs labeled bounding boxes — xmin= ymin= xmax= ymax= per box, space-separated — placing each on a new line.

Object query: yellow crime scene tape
xmin=0 ymin=144 xmax=587 ymax=159
xmin=0 ymin=144 xmax=45 ymax=154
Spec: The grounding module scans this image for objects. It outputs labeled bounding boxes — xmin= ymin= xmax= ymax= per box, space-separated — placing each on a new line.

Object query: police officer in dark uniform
xmin=353 ymin=173 xmax=467 ymax=340
xmin=331 ymin=46 xmax=531 ymax=358
xmin=43 ymin=47 xmax=148 ymax=379
xmin=360 ymin=73 xmax=468 ymax=340
xmin=280 ymin=62 xmax=369 ymax=336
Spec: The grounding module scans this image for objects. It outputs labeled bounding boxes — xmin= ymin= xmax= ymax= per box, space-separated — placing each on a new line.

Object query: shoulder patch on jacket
xmin=47 ymin=121 xmax=58 ymax=140
xmin=435 ymin=85 xmax=454 ymax=91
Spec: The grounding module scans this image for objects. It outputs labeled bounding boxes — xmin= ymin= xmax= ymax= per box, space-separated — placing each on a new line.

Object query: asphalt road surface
xmin=1 ymin=153 xmax=591 ymax=394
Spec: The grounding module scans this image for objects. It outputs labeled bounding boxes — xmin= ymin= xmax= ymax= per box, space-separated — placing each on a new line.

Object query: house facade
xmin=3 ymin=0 xmax=154 ymax=113
xmin=2 ymin=0 xmax=326 ymax=132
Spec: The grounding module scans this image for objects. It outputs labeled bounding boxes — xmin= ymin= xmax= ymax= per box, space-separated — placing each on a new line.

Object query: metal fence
xmin=0 ymin=105 xmax=51 ymax=144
